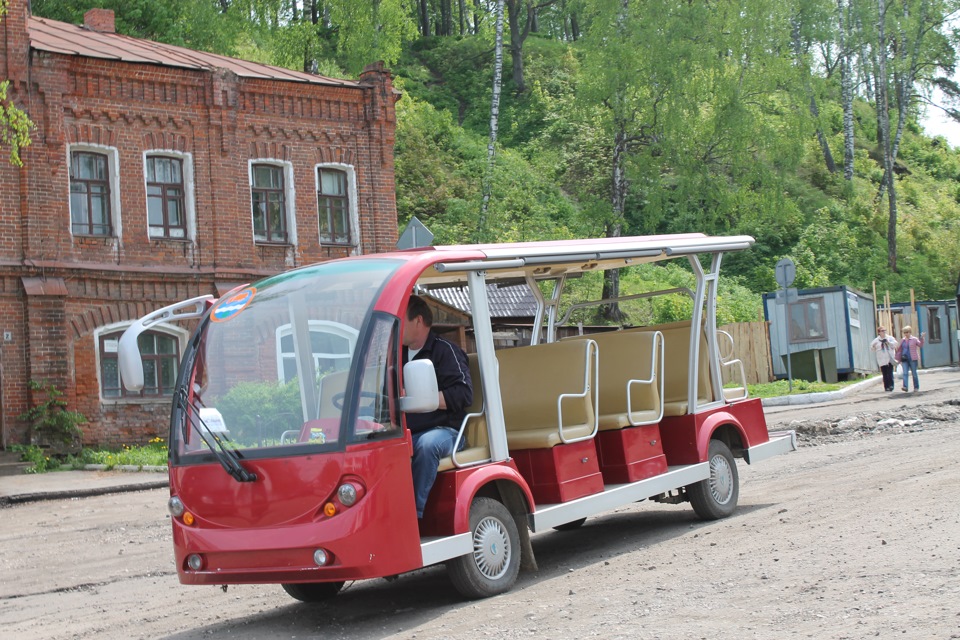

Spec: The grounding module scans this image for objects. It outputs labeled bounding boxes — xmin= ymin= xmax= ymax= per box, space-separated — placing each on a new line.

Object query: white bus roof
xmin=403 ymin=233 xmax=755 ymax=286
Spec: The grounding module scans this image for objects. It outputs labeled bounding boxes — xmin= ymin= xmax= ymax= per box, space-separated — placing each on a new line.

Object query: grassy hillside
xmin=391 ymin=35 xmax=960 ymax=313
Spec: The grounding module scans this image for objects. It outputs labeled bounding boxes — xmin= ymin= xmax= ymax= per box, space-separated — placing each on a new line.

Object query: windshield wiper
xmin=177 ymin=390 xmax=257 ymax=483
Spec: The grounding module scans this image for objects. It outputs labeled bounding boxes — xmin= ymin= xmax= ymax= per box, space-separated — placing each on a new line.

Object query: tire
xmin=552 ymin=517 xmax=587 ymax=531
xmin=447 ymin=497 xmax=521 ymax=599
xmin=281 ymin=581 xmax=344 ymax=602
xmin=688 ymin=439 xmax=739 ymax=520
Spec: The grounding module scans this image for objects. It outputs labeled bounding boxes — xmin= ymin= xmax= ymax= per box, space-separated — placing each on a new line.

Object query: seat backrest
xmin=587 ymin=330 xmax=662 ymax=419
xmin=464 ymin=353 xmax=488 ymax=448
xmin=621 ymin=321 xmax=712 ymax=406
xmin=496 ymin=339 xmax=596 ymax=433
xmin=317 ymin=369 xmax=350 ymax=419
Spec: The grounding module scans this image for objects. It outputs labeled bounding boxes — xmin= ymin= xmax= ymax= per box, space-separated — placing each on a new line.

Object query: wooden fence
xmin=718 ymin=321 xmax=774 ymax=385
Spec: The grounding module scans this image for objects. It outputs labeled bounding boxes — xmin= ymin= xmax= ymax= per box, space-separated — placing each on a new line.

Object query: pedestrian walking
xmin=895 ymin=325 xmax=925 ymax=392
xmin=870 ymin=326 xmax=899 ymax=391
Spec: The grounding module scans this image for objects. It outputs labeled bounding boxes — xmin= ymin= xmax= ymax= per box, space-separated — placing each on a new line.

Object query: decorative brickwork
xmin=0 ymin=1 xmax=400 ymax=448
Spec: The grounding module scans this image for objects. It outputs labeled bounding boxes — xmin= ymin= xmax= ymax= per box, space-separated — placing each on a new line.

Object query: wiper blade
xmin=178 ymin=391 xmax=257 ymax=483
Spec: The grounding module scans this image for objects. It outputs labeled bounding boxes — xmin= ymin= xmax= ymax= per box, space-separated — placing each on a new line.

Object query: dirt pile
xmin=785 ymin=398 xmax=960 ymax=445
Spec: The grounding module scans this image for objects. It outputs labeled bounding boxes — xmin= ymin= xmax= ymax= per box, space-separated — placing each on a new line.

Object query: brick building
xmin=0 ymin=1 xmax=400 ymax=449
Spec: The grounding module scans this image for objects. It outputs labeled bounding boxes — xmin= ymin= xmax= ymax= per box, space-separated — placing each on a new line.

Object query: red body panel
xmin=659 ymin=398 xmax=768 ymax=465
xmin=596 ymin=423 xmax=668 ymax=484
xmin=170 ymin=435 xmax=422 ymax=585
xmin=421 ymin=461 xmax=535 ymax=536
xmin=511 ymin=439 xmax=605 ymax=504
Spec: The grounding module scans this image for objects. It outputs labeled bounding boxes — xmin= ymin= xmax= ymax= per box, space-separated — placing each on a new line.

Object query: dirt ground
xmin=2 ymin=370 xmax=959 ymax=640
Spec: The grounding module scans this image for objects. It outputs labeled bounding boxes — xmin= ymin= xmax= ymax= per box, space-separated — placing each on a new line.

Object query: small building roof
xmin=28 ymin=15 xmax=360 ymax=88
xmin=428 ymin=283 xmax=538 ymax=319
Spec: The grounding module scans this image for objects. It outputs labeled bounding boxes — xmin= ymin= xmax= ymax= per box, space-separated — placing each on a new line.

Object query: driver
xmin=402 ymin=295 xmax=473 ymax=520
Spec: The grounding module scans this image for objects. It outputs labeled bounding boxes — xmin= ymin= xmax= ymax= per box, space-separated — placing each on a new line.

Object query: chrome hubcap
xmin=473 ymin=516 xmax=511 ymax=580
xmin=709 ymin=453 xmax=734 ymax=505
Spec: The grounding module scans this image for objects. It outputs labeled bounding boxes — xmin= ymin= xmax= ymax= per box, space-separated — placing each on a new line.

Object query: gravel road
xmin=2 ymin=370 xmax=958 ymax=640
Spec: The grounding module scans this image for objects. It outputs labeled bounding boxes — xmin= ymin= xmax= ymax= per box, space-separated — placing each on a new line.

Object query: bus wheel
xmin=688 ymin=440 xmax=739 ymax=520
xmin=281 ymin=581 xmax=344 ymax=602
xmin=447 ymin=497 xmax=521 ymax=599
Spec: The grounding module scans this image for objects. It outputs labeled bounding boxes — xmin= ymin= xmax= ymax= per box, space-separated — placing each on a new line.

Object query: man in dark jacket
xmin=402 ymin=295 xmax=473 ymax=519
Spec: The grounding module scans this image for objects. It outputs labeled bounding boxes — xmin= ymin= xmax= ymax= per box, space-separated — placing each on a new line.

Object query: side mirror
xmin=399 ymin=360 xmax=440 ymax=413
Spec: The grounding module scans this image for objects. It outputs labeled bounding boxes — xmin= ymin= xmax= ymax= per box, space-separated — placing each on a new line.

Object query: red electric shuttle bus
xmin=119 ymin=233 xmax=795 ymax=601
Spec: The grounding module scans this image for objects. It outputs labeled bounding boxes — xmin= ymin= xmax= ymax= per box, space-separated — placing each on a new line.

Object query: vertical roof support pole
xmin=467 ymin=269 xmax=510 ymax=462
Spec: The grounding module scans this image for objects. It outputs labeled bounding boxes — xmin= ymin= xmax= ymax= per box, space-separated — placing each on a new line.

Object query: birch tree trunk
xmin=876 ymin=0 xmax=898 ymax=271
xmin=478 ymin=0 xmax=505 ymax=242
xmin=838 ymin=0 xmax=855 ymax=181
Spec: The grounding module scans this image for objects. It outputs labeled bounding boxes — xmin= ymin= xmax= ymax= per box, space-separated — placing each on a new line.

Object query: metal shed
xmin=763 ymin=285 xmax=876 ymax=382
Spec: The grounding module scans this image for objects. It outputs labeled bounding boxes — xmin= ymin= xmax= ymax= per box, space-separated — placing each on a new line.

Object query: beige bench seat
xmin=496 ymin=339 xmax=598 ymax=450
xmin=566 ymin=330 xmax=663 ymax=430
xmin=438 ymin=353 xmax=491 ymax=471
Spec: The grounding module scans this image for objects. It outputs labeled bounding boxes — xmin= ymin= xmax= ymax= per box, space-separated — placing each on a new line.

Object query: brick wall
xmin=0 ymin=2 xmax=400 ymax=448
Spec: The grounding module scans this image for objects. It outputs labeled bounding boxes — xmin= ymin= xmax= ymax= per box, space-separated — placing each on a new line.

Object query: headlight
xmin=168 ymin=496 xmax=185 ymax=517
xmin=337 ymin=483 xmax=358 ymax=506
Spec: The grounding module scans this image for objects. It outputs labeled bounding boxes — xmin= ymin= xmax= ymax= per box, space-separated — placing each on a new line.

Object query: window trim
xmin=315 ymin=163 xmax=359 ymax=253
xmin=275 ymin=320 xmax=360 ymax=384
xmin=95 ymin=322 xmax=189 ymax=403
xmin=788 ymin=297 xmax=829 ymax=344
xmin=249 ymin=159 xmax=297 ymax=246
xmin=926 ymin=306 xmax=943 ymax=344
xmin=143 ymin=150 xmax=196 ymax=242
xmin=68 ymin=144 xmax=122 ymax=239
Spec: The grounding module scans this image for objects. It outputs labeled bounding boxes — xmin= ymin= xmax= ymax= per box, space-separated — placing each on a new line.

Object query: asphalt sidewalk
xmin=1 ymin=367 xmax=953 ymax=506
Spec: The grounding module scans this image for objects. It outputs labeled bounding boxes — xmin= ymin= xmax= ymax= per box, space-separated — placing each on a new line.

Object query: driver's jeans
xmin=412 ymin=427 xmax=465 ymax=519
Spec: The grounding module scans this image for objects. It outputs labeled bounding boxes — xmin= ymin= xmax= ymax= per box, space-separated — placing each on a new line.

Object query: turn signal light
xmin=182 ymin=511 xmax=195 ymax=526
xmin=323 ymin=502 xmax=337 ymax=517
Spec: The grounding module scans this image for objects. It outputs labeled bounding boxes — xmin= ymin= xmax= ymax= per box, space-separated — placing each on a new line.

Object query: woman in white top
xmin=870 ymin=326 xmax=899 ymax=392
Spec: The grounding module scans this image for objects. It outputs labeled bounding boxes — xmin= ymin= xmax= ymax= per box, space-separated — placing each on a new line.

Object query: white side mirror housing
xmin=399 ymin=360 xmax=440 ymax=413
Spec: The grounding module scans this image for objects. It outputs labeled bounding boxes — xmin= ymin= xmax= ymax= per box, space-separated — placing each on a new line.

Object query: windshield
xmin=172 ymin=258 xmax=404 ymax=463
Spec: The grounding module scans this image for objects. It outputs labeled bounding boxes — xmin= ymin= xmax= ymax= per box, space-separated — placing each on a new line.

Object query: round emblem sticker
xmin=211 ymin=287 xmax=256 ymax=323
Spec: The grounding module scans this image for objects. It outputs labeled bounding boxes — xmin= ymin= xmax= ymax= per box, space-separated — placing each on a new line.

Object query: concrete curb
xmin=0 ymin=479 xmax=169 ymax=507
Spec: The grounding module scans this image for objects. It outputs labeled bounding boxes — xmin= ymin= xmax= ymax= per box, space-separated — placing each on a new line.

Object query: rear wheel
xmin=447 ymin=497 xmax=521 ymax=599
xmin=688 ymin=440 xmax=739 ymax=520
xmin=281 ymin=581 xmax=344 ymax=602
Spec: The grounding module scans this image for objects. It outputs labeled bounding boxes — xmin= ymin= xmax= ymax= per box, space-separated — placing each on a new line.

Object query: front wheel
xmin=688 ymin=440 xmax=739 ymax=520
xmin=281 ymin=581 xmax=344 ymax=602
xmin=446 ymin=497 xmax=521 ymax=599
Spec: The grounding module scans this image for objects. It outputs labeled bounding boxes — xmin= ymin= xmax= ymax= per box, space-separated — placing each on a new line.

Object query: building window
xmin=100 ymin=329 xmax=180 ymax=399
xmin=926 ymin=307 xmax=942 ymax=343
xmin=788 ymin=298 xmax=828 ymax=343
xmin=146 ymin=156 xmax=186 ymax=239
xmin=70 ymin=151 xmax=113 ymax=236
xmin=251 ymin=163 xmax=288 ymax=244
xmin=276 ymin=321 xmax=358 ymax=383
xmin=317 ymin=167 xmax=351 ymax=245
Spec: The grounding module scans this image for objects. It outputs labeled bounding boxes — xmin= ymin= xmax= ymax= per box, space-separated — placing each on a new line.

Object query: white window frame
xmin=95 ymin=321 xmax=190 ymax=403
xmin=248 ymin=159 xmax=297 ymax=246
xmin=275 ymin=320 xmax=359 ymax=383
xmin=68 ymin=143 xmax=122 ymax=239
xmin=314 ymin=163 xmax=360 ymax=254
xmin=143 ymin=150 xmax=197 ymax=242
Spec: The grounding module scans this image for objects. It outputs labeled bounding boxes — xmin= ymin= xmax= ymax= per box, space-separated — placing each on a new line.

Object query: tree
xmin=0 ymin=0 xmax=32 ymax=166
xmin=478 ymin=0 xmax=506 ymax=242
xmin=505 ymin=0 xmax=558 ymax=92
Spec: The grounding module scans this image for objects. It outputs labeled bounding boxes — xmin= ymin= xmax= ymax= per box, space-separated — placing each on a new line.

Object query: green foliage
xmin=213 ymin=380 xmax=303 ymax=443
xmin=0 ymin=1 xmax=33 ymax=166
xmin=66 ymin=437 xmax=168 ymax=470
xmin=18 ymin=381 xmax=86 ymax=451
xmin=11 ymin=444 xmax=62 ymax=474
